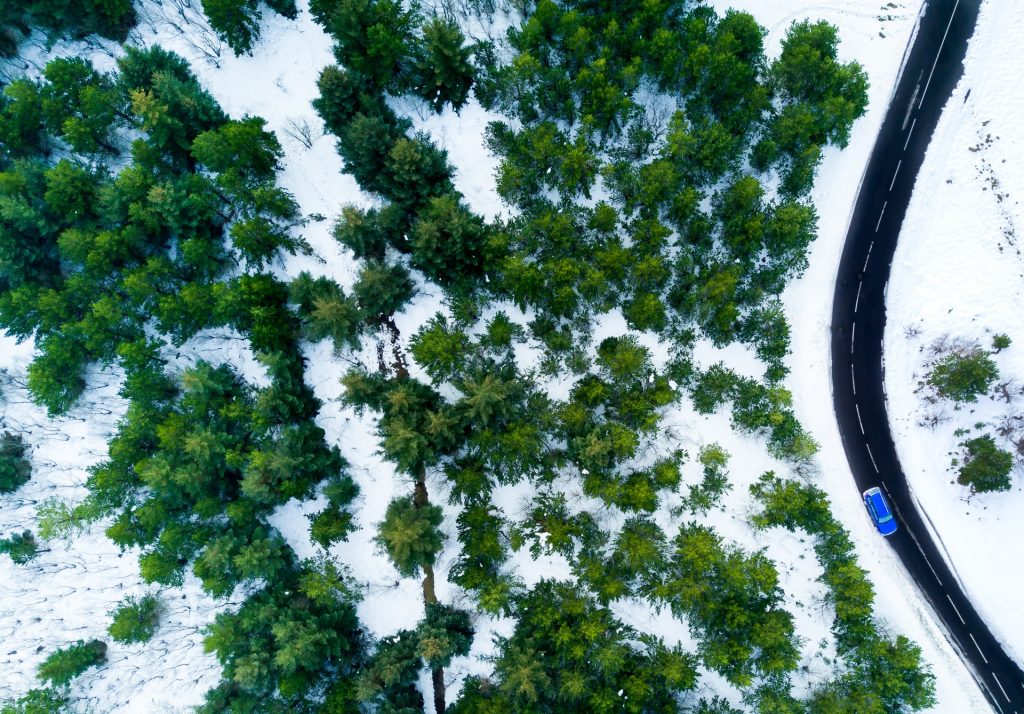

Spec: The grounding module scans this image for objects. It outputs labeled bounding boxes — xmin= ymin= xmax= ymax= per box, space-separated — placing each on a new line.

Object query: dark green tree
xmin=413 ymin=17 xmax=475 ymax=112
xmin=0 ymin=530 xmax=39 ymax=564
xmin=108 ymin=593 xmax=161 ymax=644
xmin=352 ymin=259 xmax=414 ymax=320
xmin=0 ymin=432 xmax=31 ymax=493
xmin=928 ymin=347 xmax=999 ymax=404
xmin=0 ymin=687 xmax=69 ymax=714
xmin=957 ymin=435 xmax=1014 ymax=494
xmin=36 ymin=640 xmax=107 ymax=686
xmin=992 ymin=333 xmax=1012 ymax=353
xmin=376 ymin=496 xmax=444 ymax=578
xmin=415 ymin=603 xmax=474 ymax=669
xmin=289 ymin=272 xmax=362 ymax=349
xmin=410 ymin=193 xmax=492 ymax=285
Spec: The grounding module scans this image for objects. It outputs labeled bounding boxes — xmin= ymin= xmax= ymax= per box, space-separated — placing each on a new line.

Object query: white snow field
xmin=885 ymin=0 xmax=1024 ymax=667
xmin=0 ymin=0 xmax=993 ymax=711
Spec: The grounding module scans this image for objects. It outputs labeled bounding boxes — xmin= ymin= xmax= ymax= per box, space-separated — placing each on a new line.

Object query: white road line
xmin=875 ymin=201 xmax=888 ymax=232
xmin=920 ymin=0 xmax=963 ymax=109
xmin=889 ymin=159 xmax=902 ymax=191
xmin=855 ymin=403 xmax=865 ymax=434
xmin=904 ymin=117 xmax=917 ymax=150
xmin=854 ymin=281 xmax=863 ymax=312
xmin=971 ymin=633 xmax=989 ymax=664
xmin=947 ymin=594 xmax=966 ymax=624
xmin=865 ymin=442 xmax=878 ymax=472
xmin=993 ymin=672 xmax=1011 ymax=703
xmin=863 ymin=241 xmax=874 ymax=270
xmin=851 ymin=364 xmax=857 ymax=396
xmin=850 ymin=322 xmax=856 ymax=354
xmin=916 ymin=545 xmax=943 ymax=586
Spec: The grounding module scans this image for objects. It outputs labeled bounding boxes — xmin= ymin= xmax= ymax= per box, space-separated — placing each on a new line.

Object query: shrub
xmin=928 ymin=348 xmax=998 ymax=404
xmin=957 ymin=435 xmax=1013 ymax=493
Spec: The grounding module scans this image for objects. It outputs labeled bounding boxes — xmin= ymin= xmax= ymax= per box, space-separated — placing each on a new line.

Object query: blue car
xmin=863 ymin=487 xmax=898 ymax=536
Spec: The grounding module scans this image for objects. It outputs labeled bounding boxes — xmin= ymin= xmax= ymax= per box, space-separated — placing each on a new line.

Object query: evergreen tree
xmin=353 ymin=259 xmax=414 ymax=320
xmin=289 ymin=272 xmax=362 ymax=349
xmin=410 ymin=193 xmax=492 ymax=285
xmin=0 ymin=530 xmax=39 ymax=565
xmin=413 ymin=17 xmax=475 ymax=112
xmin=314 ymin=0 xmax=418 ymax=91
xmin=375 ymin=496 xmax=444 ymax=578
xmin=40 ymin=57 xmax=121 ymax=154
xmin=928 ymin=348 xmax=999 ymax=404
xmin=0 ymin=432 xmax=31 ymax=493
xmin=108 ymin=594 xmax=161 ymax=644
xmin=0 ymin=688 xmax=69 ymax=714
xmin=957 ymin=435 xmax=1014 ymax=494
xmin=415 ymin=603 xmax=474 ymax=669
xmin=36 ymin=640 xmax=107 ymax=686
xmin=201 ymin=0 xmax=262 ymax=54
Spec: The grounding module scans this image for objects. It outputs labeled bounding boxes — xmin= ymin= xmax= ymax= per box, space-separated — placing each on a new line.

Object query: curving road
xmin=830 ymin=0 xmax=1024 ymax=712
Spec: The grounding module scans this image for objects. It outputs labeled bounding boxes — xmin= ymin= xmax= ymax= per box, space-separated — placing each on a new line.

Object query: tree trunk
xmin=431 ymin=666 xmax=446 ymax=714
xmin=416 ymin=465 xmax=445 ymax=713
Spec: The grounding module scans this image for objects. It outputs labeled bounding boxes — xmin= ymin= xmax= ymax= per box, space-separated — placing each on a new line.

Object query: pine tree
xmin=36 ymin=640 xmax=107 ymax=686
xmin=375 ymin=496 xmax=444 ymax=578
xmin=410 ymin=193 xmax=491 ymax=285
xmin=928 ymin=348 xmax=999 ymax=404
xmin=352 ymin=260 xmax=414 ymax=320
xmin=413 ymin=17 xmax=475 ymax=112
xmin=957 ymin=435 xmax=1014 ymax=494
xmin=108 ymin=594 xmax=161 ymax=644
xmin=415 ymin=603 xmax=474 ymax=669
xmin=0 ymin=687 xmax=69 ymax=714
xmin=0 ymin=432 xmax=31 ymax=493
xmin=289 ymin=272 xmax=362 ymax=349
xmin=201 ymin=0 xmax=262 ymax=55
xmin=0 ymin=530 xmax=39 ymax=565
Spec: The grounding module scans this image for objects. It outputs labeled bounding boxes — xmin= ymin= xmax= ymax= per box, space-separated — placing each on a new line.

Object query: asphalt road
xmin=830 ymin=1 xmax=1024 ymax=711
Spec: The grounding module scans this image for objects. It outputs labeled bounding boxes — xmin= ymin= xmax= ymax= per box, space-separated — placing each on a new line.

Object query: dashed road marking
xmin=889 ymin=159 xmax=902 ymax=191
xmin=904 ymin=117 xmax=917 ymax=151
xmin=864 ymin=241 xmax=875 ymax=269
xmin=851 ymin=364 xmax=857 ymax=396
xmin=865 ymin=442 xmax=878 ymax=472
xmin=876 ymin=201 xmax=888 ymax=232
xmin=993 ymin=672 xmax=1011 ymax=703
xmin=850 ymin=322 xmax=856 ymax=354
xmin=855 ymin=403 xmax=865 ymax=434
xmin=971 ymin=633 xmax=989 ymax=664
xmin=854 ymin=281 xmax=863 ymax=312
xmin=947 ymin=594 xmax=966 ymax=624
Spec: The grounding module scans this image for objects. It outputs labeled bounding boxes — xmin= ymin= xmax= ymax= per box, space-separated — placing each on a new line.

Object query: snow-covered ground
xmin=0 ymin=0 xmax=999 ymax=711
xmin=885 ymin=0 xmax=1024 ymax=667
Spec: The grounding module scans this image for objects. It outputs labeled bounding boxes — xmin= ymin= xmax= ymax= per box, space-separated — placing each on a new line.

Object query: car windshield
xmin=877 ymin=512 xmax=893 ymax=524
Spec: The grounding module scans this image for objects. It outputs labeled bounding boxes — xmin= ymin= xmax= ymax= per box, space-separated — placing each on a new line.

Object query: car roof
xmin=866 ymin=490 xmax=892 ymax=518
